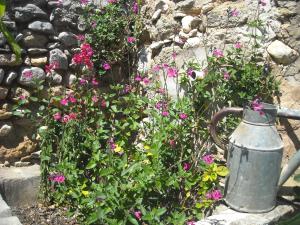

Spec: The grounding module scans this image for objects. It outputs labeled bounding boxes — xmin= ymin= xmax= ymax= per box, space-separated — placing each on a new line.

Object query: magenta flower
xmin=223 ymin=71 xmax=230 ymax=80
xmin=230 ymin=8 xmax=239 ymax=17
xmin=134 ymin=211 xmax=142 ymax=221
xmin=211 ymin=190 xmax=223 ymax=200
xmin=162 ymin=63 xmax=169 ymax=69
xmin=143 ymin=77 xmax=150 ymax=85
xmin=69 ymin=113 xmax=77 ymax=120
xmin=102 ymin=62 xmax=111 ymax=71
xmin=76 ymin=34 xmax=85 ymax=42
xmin=135 ymin=75 xmax=142 ymax=81
xmin=101 ymin=100 xmax=107 ymax=108
xmin=169 ymin=139 xmax=176 ymax=147
xmin=259 ymin=0 xmax=267 ymax=6
xmin=162 ymin=111 xmax=169 ymax=117
xmin=187 ymin=68 xmax=194 ymax=77
xmin=183 ymin=162 xmax=191 ymax=171
xmin=187 ymin=221 xmax=196 ymax=225
xmin=79 ymin=78 xmax=88 ymax=85
xmin=206 ymin=192 xmax=213 ymax=199
xmin=234 ymin=42 xmax=242 ymax=49
xmin=91 ymin=21 xmax=97 ymax=28
xmin=108 ymin=0 xmax=118 ymax=3
xmin=132 ymin=2 xmax=139 ymax=14
xmin=62 ymin=115 xmax=70 ymax=123
xmin=155 ymin=102 xmax=163 ymax=110
xmin=53 ymin=112 xmax=62 ymax=121
xmin=202 ymin=154 xmax=214 ymax=164
xmin=23 ymin=70 xmax=33 ymax=78
xmin=50 ymin=174 xmax=65 ymax=183
xmin=179 ymin=113 xmax=188 ymax=120
xmin=152 ymin=64 xmax=162 ymax=72
xmin=19 ymin=95 xmax=26 ymax=100
xmin=157 ymin=88 xmax=165 ymax=94
xmin=167 ymin=67 xmax=178 ymax=77
xmin=68 ymin=95 xmax=77 ymax=103
xmin=127 ymin=36 xmax=136 ymax=44
xmin=251 ymin=98 xmax=264 ymax=115
xmin=213 ymin=49 xmax=224 ymax=58
xmin=60 ymin=98 xmax=69 ymax=106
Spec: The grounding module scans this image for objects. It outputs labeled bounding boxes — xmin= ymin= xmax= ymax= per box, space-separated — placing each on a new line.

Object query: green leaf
xmin=0 ymin=0 xmax=6 ymax=18
xmin=128 ymin=215 xmax=139 ymax=225
xmin=156 ymin=207 xmax=167 ymax=217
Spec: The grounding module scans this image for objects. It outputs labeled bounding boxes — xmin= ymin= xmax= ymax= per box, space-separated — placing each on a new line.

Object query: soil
xmin=11 ymin=204 xmax=79 ymax=225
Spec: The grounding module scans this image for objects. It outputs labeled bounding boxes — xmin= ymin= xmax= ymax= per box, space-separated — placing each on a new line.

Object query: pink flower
xmin=251 ymin=98 xmax=264 ymax=115
xmin=69 ymin=112 xmax=77 ymax=120
xmin=134 ymin=211 xmax=142 ymax=221
xmin=179 ymin=113 xmax=188 ymax=120
xmin=62 ymin=115 xmax=70 ymax=123
xmin=155 ymin=102 xmax=163 ymax=109
xmin=183 ymin=162 xmax=191 ymax=171
xmin=157 ymin=88 xmax=165 ymax=94
xmin=169 ymin=139 xmax=176 ymax=147
xmin=223 ymin=71 xmax=230 ymax=80
xmin=80 ymin=0 xmax=89 ymax=4
xmin=167 ymin=67 xmax=178 ymax=77
xmin=234 ymin=42 xmax=242 ymax=49
xmin=102 ymin=62 xmax=111 ymax=71
xmin=206 ymin=192 xmax=213 ymax=199
xmin=187 ymin=221 xmax=196 ymax=225
xmin=202 ymin=154 xmax=214 ymax=164
xmin=19 ymin=95 xmax=26 ymax=100
xmin=68 ymin=95 xmax=77 ymax=103
xmin=135 ymin=75 xmax=142 ymax=81
xmin=108 ymin=0 xmax=118 ymax=3
xmin=60 ymin=98 xmax=69 ymax=106
xmin=92 ymin=95 xmax=99 ymax=103
xmin=132 ymin=2 xmax=139 ymax=14
xmin=211 ymin=190 xmax=223 ymax=200
xmin=127 ymin=36 xmax=136 ymax=44
xmin=101 ymin=100 xmax=106 ymax=108
xmin=162 ymin=111 xmax=169 ymax=117
xmin=143 ymin=77 xmax=150 ymax=85
xmin=92 ymin=78 xmax=99 ymax=86
xmin=259 ymin=0 xmax=267 ymax=6
xmin=53 ymin=112 xmax=62 ymax=121
xmin=91 ymin=21 xmax=97 ymax=28
xmin=172 ymin=52 xmax=177 ymax=60
xmin=79 ymin=78 xmax=88 ymax=85
xmin=152 ymin=64 xmax=161 ymax=72
xmin=23 ymin=70 xmax=33 ymax=78
xmin=213 ymin=49 xmax=224 ymax=58
xmin=230 ymin=8 xmax=239 ymax=17
xmin=76 ymin=34 xmax=85 ymax=42
xmin=45 ymin=62 xmax=59 ymax=74
xmin=163 ymin=63 xmax=169 ymax=69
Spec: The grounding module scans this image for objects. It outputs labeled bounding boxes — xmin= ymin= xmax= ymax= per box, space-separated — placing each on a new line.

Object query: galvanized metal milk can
xmin=210 ymin=103 xmax=300 ymax=213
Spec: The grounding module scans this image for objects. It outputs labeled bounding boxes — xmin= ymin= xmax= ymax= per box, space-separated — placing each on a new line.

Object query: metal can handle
xmin=209 ymin=107 xmax=243 ymax=151
xmin=277 ymin=107 xmax=300 ymax=120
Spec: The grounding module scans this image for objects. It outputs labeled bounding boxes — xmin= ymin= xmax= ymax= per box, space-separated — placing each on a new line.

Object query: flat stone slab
xmin=195 ymin=203 xmax=294 ymax=225
xmin=0 ymin=165 xmax=40 ymax=207
xmin=0 ymin=216 xmax=22 ymax=225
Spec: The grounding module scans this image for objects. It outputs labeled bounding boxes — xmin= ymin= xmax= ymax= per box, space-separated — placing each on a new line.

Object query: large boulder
xmin=267 ymin=40 xmax=299 ymax=65
xmin=49 ymin=48 xmax=68 ymax=70
xmin=28 ymin=21 xmax=54 ymax=34
xmin=14 ymin=4 xmax=48 ymax=22
xmin=18 ymin=67 xmax=46 ymax=87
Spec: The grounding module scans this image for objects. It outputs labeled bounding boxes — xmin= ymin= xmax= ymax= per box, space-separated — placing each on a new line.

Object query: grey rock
xmin=14 ymin=4 xmax=48 ymax=22
xmin=155 ymin=17 xmax=180 ymax=41
xmin=18 ymin=67 xmax=46 ymax=87
xmin=3 ymin=21 xmax=16 ymax=30
xmin=0 ymin=87 xmax=8 ymax=100
xmin=28 ymin=21 xmax=54 ymax=34
xmin=47 ymin=42 xmax=62 ymax=49
xmin=152 ymin=9 xmax=162 ymax=23
xmin=0 ymin=54 xmax=22 ymax=66
xmin=14 ymin=161 xmax=31 ymax=167
xmin=0 ymin=216 xmax=22 ymax=225
xmin=267 ymin=40 xmax=299 ymax=65
xmin=49 ymin=48 xmax=68 ymax=70
xmin=48 ymin=71 xmax=63 ymax=85
xmin=65 ymin=73 xmax=77 ymax=87
xmin=0 ymin=123 xmax=13 ymax=137
xmin=5 ymin=71 xmax=18 ymax=85
xmin=58 ymin=32 xmax=78 ymax=47
xmin=0 ymin=194 xmax=11 ymax=217
xmin=0 ymin=69 xmax=4 ymax=84
xmin=0 ymin=165 xmax=40 ymax=207
xmin=0 ymin=33 xmax=7 ymax=47
xmin=22 ymin=30 xmax=48 ymax=48
xmin=12 ymin=0 xmax=47 ymax=6
xmin=15 ymin=33 xmax=24 ymax=42
xmin=28 ymin=48 xmax=48 ymax=56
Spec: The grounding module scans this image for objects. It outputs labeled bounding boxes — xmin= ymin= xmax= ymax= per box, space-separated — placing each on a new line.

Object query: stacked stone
xmin=0 ymin=0 xmax=84 ymax=165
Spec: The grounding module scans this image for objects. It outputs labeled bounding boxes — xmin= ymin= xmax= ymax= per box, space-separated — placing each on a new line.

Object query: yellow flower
xmin=144 ymin=145 xmax=150 ymax=150
xmin=114 ymin=144 xmax=124 ymax=154
xmin=82 ymin=190 xmax=89 ymax=197
xmin=142 ymin=159 xmax=150 ymax=164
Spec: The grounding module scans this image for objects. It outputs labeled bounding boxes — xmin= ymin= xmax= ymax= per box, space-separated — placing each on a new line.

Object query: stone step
xmin=0 ymin=165 xmax=40 ymax=207
xmin=0 ymin=194 xmax=11 ymax=217
xmin=0 ymin=216 xmax=22 ymax=225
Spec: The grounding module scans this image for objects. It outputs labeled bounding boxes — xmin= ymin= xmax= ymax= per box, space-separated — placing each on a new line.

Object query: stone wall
xmin=1 ymin=0 xmax=300 ymax=165
xmin=0 ymin=0 xmax=85 ymax=165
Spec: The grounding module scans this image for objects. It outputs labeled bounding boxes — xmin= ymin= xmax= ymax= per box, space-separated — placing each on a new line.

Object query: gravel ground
xmin=12 ymin=204 xmax=79 ymax=225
